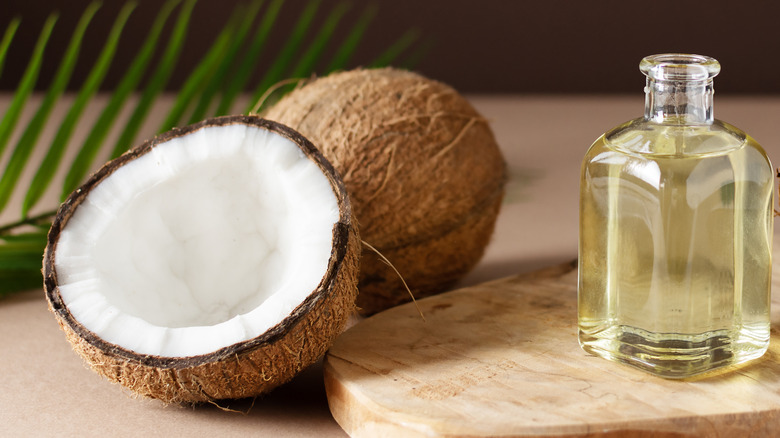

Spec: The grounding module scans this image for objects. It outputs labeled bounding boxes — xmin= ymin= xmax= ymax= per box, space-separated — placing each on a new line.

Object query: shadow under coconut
xmin=170 ymin=359 xmax=347 ymax=435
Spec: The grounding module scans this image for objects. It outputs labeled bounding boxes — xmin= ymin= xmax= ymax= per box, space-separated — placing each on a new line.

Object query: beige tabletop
xmin=1 ymin=94 xmax=779 ymax=436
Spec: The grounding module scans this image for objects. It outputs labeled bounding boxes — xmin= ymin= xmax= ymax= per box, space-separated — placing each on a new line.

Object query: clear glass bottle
xmin=578 ymin=54 xmax=774 ymax=378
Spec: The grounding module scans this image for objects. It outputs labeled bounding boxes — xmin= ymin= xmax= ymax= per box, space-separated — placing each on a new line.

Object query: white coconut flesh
xmin=53 ymin=124 xmax=339 ymax=358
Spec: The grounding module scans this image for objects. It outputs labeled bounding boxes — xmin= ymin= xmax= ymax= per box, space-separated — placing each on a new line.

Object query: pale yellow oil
xmin=578 ymin=118 xmax=774 ymax=378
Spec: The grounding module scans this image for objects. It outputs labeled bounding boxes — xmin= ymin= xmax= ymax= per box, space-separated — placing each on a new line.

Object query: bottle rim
xmin=640 ymin=54 xmax=720 ymax=81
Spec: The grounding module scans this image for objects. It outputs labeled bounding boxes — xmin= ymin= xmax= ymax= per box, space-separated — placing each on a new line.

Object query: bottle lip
xmin=640 ymin=53 xmax=720 ymax=81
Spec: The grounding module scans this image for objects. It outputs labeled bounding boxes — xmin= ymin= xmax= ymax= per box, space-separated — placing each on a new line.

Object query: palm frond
xmin=159 ymin=3 xmax=245 ymax=131
xmin=0 ymin=14 xmax=57 ymax=159
xmin=325 ymin=4 xmax=376 ymax=72
xmin=214 ymin=0 xmax=283 ymax=116
xmin=245 ymin=0 xmax=321 ymax=113
xmin=20 ymin=2 xmax=132 ymax=216
xmin=3 ymin=2 xmax=101 ymax=216
xmin=58 ymin=0 xmax=182 ymax=204
xmin=0 ymin=18 xmax=22 ymax=79
xmin=185 ymin=0 xmax=264 ymax=125
xmin=0 ymin=0 xmax=424 ymax=298
xmin=291 ymin=1 xmax=350 ymax=78
xmin=108 ymin=0 xmax=197 ymax=160
xmin=254 ymin=1 xmax=355 ymax=111
xmin=0 ymin=229 xmax=48 ymax=298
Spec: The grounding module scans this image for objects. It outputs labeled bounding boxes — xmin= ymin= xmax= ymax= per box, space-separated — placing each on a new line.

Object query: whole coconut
xmin=265 ymin=68 xmax=506 ymax=315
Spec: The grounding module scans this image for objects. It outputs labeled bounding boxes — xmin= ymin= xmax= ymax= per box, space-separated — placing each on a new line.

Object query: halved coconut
xmin=43 ymin=115 xmax=360 ymax=404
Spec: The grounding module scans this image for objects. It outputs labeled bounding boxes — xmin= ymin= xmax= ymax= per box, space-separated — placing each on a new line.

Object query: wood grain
xmin=324 ymin=237 xmax=780 ymax=437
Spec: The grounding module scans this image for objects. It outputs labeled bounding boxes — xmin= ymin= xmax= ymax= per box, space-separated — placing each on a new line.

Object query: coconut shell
xmin=265 ymin=68 xmax=506 ymax=314
xmin=43 ymin=116 xmax=360 ymax=404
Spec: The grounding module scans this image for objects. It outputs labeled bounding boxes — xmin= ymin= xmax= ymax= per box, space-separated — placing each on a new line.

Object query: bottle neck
xmin=644 ymin=78 xmax=714 ymax=125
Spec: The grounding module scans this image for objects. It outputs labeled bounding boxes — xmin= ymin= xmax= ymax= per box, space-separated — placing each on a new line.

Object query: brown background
xmin=2 ymin=0 xmax=779 ymax=94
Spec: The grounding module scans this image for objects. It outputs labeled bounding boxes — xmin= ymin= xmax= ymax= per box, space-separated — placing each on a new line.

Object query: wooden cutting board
xmin=325 ymin=248 xmax=780 ymax=437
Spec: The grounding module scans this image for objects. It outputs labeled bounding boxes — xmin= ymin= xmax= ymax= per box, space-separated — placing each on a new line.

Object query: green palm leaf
xmin=18 ymin=2 xmax=130 ymax=217
xmin=56 ymin=0 xmax=182 ymax=205
xmin=245 ymin=0 xmax=321 ymax=113
xmin=325 ymin=4 xmax=377 ymax=73
xmin=215 ymin=0 xmax=283 ymax=116
xmin=0 ymin=14 xmax=57 ymax=160
xmin=0 ymin=229 xmax=48 ymax=297
xmin=0 ymin=17 xmax=22 ymax=79
xmin=0 ymin=0 xmax=423 ymax=298
xmin=2 ymin=2 xmax=100 ymax=216
xmin=158 ymin=2 xmax=241 ymax=131
xmin=108 ymin=0 xmax=197 ymax=160
xmin=185 ymin=0 xmax=264 ymax=124
xmin=249 ymin=1 xmax=351 ymax=112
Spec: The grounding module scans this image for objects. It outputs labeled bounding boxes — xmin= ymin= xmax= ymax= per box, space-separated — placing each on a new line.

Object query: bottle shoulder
xmin=597 ymin=117 xmax=767 ymax=159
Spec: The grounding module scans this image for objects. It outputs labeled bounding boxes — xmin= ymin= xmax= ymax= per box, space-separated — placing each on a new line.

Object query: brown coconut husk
xmin=265 ymin=68 xmax=506 ymax=314
xmin=43 ymin=116 xmax=360 ymax=404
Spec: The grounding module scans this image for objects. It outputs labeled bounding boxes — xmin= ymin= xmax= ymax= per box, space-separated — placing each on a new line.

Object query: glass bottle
xmin=578 ymin=54 xmax=774 ymax=378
